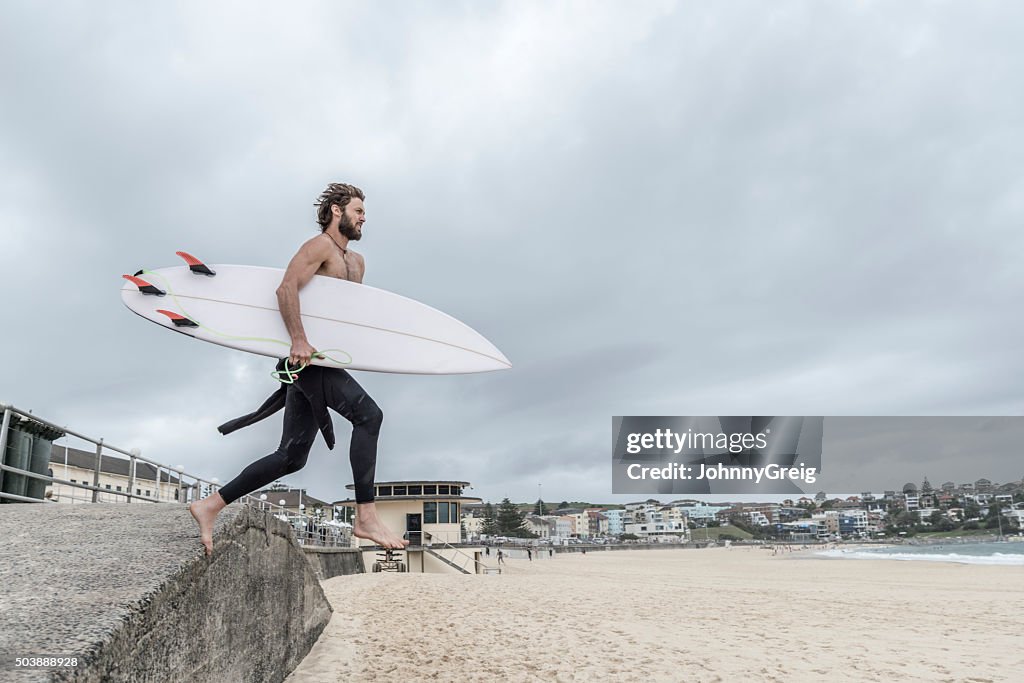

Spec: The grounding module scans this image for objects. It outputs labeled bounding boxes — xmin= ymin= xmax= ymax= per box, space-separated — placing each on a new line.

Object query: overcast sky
xmin=3 ymin=1 xmax=1023 ymax=507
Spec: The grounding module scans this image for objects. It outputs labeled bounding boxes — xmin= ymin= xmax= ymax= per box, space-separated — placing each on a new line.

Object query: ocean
xmin=816 ymin=540 xmax=1024 ymax=566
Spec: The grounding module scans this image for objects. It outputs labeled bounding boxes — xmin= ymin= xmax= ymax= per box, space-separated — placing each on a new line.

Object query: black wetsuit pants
xmin=218 ymin=370 xmax=382 ymax=505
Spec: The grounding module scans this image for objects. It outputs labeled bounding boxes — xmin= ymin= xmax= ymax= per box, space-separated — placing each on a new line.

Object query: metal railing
xmin=0 ymin=402 xmax=349 ymax=547
xmin=0 ymin=403 xmax=209 ymax=505
xmin=249 ymin=494 xmax=352 ymax=548
xmin=424 ymin=531 xmax=501 ymax=574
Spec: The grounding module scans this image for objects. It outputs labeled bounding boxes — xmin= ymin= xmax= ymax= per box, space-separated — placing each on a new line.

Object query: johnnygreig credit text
xmin=626 ymin=462 xmax=818 ymax=484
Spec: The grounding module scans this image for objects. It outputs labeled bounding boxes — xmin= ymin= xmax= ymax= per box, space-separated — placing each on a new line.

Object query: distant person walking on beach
xmin=188 ymin=183 xmax=409 ymax=557
xmin=527 ymin=547 xmax=532 ymax=561
xmin=497 ymin=549 xmax=505 ymax=565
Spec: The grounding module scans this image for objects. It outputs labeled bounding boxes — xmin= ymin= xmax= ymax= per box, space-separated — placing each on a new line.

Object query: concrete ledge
xmin=0 ymin=503 xmax=332 ymax=683
xmin=301 ymin=546 xmax=364 ymax=580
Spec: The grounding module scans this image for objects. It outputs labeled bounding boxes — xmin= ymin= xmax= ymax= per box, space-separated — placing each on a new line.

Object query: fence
xmin=0 ymin=402 xmax=349 ymax=546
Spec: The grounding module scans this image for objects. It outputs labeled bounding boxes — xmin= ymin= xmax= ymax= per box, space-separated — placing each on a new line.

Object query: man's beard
xmin=339 ymin=212 xmax=361 ymax=241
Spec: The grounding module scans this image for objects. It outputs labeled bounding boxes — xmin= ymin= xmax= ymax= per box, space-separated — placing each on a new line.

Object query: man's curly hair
xmin=315 ymin=183 xmax=365 ymax=232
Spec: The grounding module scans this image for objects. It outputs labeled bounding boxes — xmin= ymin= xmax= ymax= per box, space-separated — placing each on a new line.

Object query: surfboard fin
xmin=122 ymin=274 xmax=165 ymax=296
xmin=156 ymin=309 xmax=199 ymax=328
xmin=175 ymin=251 xmax=216 ymax=277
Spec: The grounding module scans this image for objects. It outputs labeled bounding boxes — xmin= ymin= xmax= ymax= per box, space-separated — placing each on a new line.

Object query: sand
xmin=284 ymin=547 xmax=1023 ymax=682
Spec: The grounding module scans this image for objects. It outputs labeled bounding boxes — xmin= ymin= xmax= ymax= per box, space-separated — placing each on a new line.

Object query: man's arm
xmin=276 ymin=235 xmax=332 ymax=367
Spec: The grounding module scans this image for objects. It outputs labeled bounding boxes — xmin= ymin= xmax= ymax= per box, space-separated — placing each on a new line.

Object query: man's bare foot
xmin=189 ymin=492 xmax=226 ymax=557
xmin=353 ymin=503 xmax=410 ymax=549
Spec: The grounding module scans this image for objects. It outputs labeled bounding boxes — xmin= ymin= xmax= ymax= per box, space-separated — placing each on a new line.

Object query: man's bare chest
xmin=317 ymin=250 xmax=363 ymax=283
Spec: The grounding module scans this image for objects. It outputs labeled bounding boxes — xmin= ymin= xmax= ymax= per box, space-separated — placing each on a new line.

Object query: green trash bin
xmin=1 ymin=426 xmax=31 ymax=500
xmin=1 ymin=415 xmax=66 ymax=503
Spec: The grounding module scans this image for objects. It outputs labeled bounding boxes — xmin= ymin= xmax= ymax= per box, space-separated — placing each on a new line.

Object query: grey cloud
xmin=3 ymin=1 xmax=1024 ymax=507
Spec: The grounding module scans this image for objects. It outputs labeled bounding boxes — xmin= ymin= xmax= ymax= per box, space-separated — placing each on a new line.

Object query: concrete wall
xmin=0 ymin=502 xmax=332 ymax=683
xmin=302 ymin=547 xmax=364 ymax=580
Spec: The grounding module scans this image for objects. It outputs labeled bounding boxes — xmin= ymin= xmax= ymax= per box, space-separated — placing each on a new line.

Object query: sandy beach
xmin=285 ymin=547 xmax=1022 ymax=682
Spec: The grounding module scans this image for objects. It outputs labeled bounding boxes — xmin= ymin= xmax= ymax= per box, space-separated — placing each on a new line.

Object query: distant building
xmin=746 ymin=510 xmax=771 ymax=526
xmin=672 ymin=502 xmax=731 ymax=522
xmin=779 ymin=519 xmax=822 ymax=540
xmin=811 ymin=511 xmax=839 ymax=539
xmin=524 ymin=516 xmax=554 ymax=539
xmin=838 ymin=510 xmax=869 ymax=537
xmin=623 ymin=502 xmax=689 ymax=541
xmin=733 ymin=503 xmax=780 ymax=525
xmin=1004 ymin=508 xmax=1024 ymax=529
xmin=333 ymin=480 xmax=489 ymax=575
xmin=570 ymin=510 xmax=589 ymax=538
xmin=46 ymin=445 xmax=184 ymax=504
xmin=461 ymin=506 xmax=483 ymax=541
xmin=553 ymin=515 xmax=574 ymax=540
xmin=252 ymin=486 xmax=330 ymax=516
xmin=777 ymin=507 xmax=806 ymax=522
xmin=602 ymin=508 xmax=626 ymax=535
xmin=586 ymin=509 xmax=609 ymax=537
xmin=623 ymin=501 xmax=658 ymax=524
xmin=623 ymin=516 xmax=688 ymax=542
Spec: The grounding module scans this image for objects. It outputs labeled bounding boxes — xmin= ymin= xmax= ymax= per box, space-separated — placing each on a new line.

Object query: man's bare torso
xmin=315 ymin=233 xmax=365 ymax=283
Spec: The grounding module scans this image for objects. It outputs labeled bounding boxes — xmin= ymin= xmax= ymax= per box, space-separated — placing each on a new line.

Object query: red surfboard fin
xmin=156 ymin=309 xmax=199 ymax=328
xmin=176 ymin=251 xmax=216 ymax=277
xmin=122 ymin=274 xmax=165 ymax=296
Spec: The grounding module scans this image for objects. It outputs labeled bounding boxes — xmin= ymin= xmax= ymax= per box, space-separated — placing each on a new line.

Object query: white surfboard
xmin=120 ymin=260 xmax=511 ymax=375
